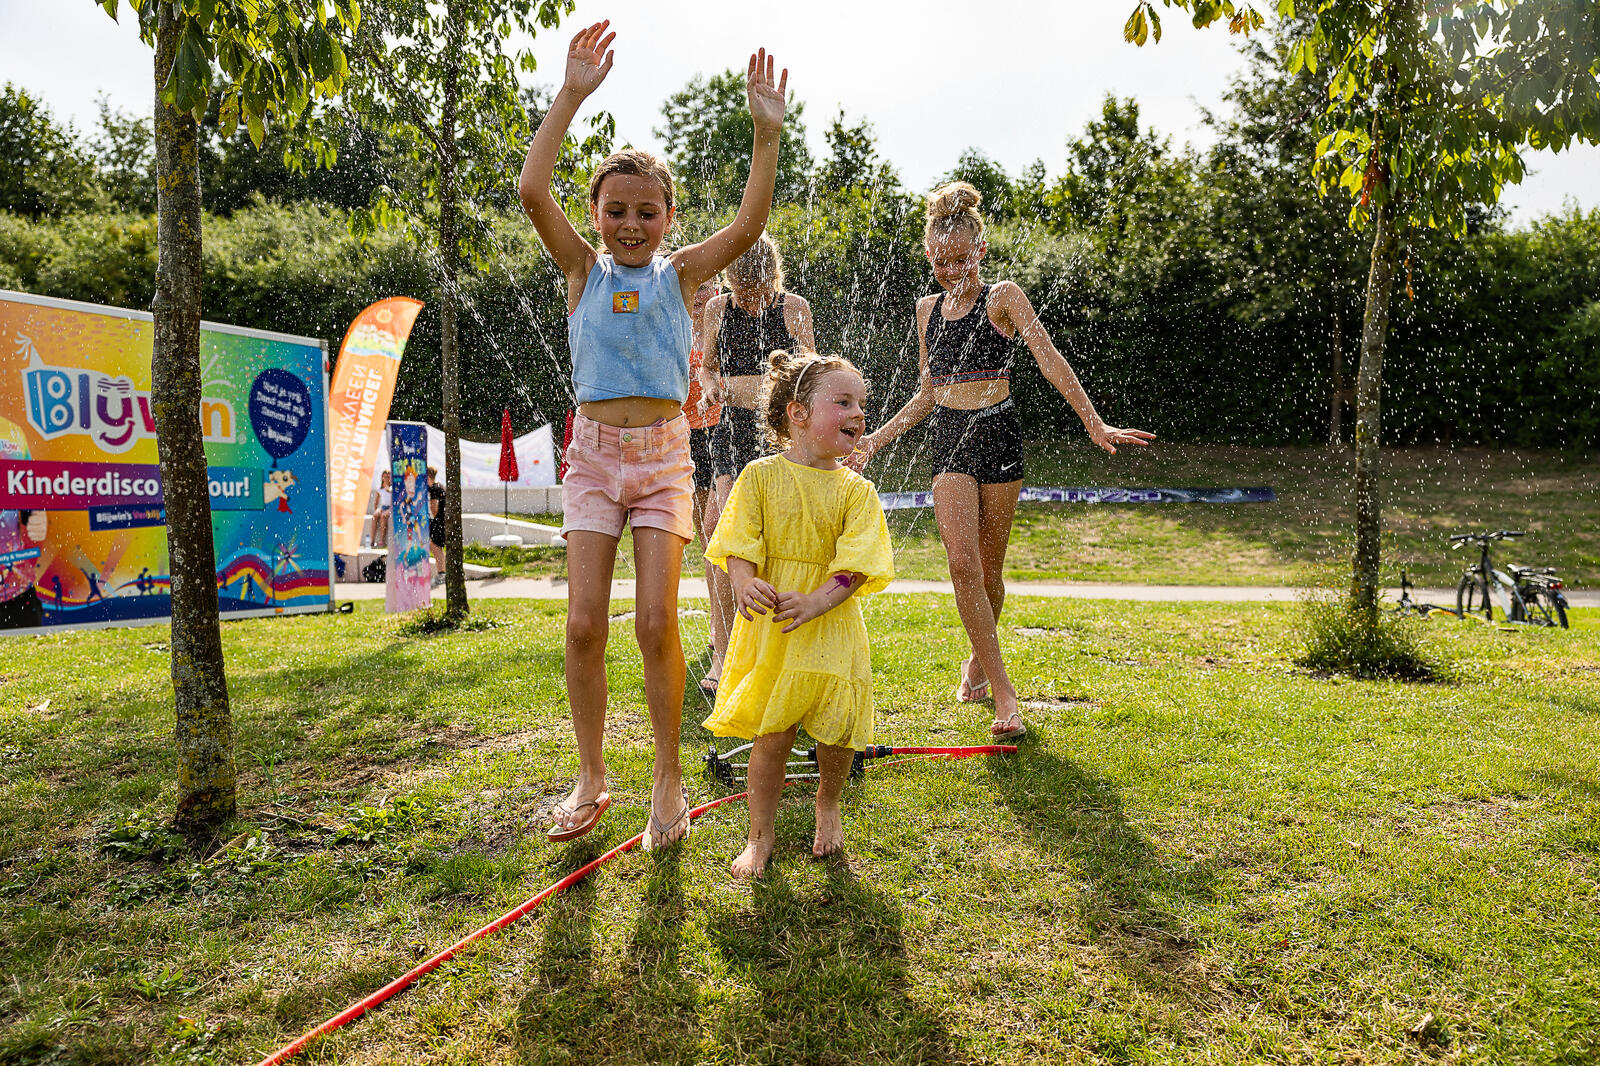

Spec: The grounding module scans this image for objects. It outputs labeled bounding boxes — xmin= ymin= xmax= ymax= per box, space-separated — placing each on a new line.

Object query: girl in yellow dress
xmin=704 ymin=350 xmax=894 ymax=879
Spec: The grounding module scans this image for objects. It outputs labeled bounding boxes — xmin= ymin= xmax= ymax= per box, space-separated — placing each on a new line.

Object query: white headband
xmin=791 ymin=357 xmax=819 ymax=401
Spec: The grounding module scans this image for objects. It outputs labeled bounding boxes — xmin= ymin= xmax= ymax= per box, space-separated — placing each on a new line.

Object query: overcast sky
xmin=4 ymin=0 xmax=1595 ymax=227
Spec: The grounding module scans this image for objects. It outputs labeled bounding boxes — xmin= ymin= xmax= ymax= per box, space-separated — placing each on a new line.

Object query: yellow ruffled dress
xmin=703 ymin=454 xmax=895 ymax=749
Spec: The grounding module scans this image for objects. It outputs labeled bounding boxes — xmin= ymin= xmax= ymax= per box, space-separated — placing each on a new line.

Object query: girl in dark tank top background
xmin=696 ymin=233 xmax=817 ymax=691
xmin=849 ymin=181 xmax=1154 ymax=742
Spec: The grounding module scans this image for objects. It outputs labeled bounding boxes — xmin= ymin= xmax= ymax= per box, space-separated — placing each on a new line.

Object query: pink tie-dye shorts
xmin=561 ymin=411 xmax=695 ymax=542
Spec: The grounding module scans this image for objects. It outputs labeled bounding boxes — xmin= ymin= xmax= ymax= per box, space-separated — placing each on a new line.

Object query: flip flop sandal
xmin=547 ymin=792 xmax=611 ymax=843
xmin=699 ymin=676 xmax=719 ymax=695
xmin=642 ymin=785 xmax=692 ymax=852
xmin=990 ymin=712 xmax=1027 ymax=741
xmin=955 ymin=659 xmax=991 ymax=703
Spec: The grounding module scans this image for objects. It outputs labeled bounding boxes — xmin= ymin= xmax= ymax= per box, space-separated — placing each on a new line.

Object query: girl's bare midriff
xmin=721 ymin=374 xmax=765 ymax=410
xmin=933 ymin=377 xmax=1011 ymax=411
xmin=578 ymin=395 xmax=686 ymax=427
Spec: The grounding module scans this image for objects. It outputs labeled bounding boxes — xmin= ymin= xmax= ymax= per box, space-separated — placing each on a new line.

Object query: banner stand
xmin=0 ymin=289 xmax=334 ymax=636
xmin=385 ymin=421 xmax=432 ymax=613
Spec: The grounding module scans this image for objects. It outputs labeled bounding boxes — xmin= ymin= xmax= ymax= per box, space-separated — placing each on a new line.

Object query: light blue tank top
xmin=568 ymin=255 xmax=691 ymax=404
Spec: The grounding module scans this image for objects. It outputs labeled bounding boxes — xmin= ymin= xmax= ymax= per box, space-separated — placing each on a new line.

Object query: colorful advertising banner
xmin=0 ymin=289 xmax=332 ymax=633
xmin=328 ymin=298 xmax=423 ymax=556
xmin=385 ymin=421 xmax=432 ymax=613
xmin=877 ymin=487 xmax=1278 ymax=511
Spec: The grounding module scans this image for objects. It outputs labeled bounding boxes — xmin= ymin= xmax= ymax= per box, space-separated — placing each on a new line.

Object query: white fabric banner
xmin=370 ymin=423 xmax=557 ymax=488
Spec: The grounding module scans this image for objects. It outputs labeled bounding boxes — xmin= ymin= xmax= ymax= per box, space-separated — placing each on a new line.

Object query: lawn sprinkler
xmin=704 ymin=742 xmax=1014 ymax=788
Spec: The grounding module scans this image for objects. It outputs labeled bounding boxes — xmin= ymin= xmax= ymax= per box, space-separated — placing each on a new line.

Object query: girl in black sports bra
xmin=851 ymin=181 xmax=1153 ymax=742
xmin=696 ymin=233 xmax=816 ymax=688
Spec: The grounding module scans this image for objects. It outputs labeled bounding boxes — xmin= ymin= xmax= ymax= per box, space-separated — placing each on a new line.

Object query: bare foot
xmin=812 ymin=804 xmax=844 ymax=858
xmin=731 ymin=838 xmax=773 ymax=879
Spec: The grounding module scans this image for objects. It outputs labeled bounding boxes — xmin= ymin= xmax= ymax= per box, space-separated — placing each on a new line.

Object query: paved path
xmin=336 ymin=576 xmax=1599 ymax=608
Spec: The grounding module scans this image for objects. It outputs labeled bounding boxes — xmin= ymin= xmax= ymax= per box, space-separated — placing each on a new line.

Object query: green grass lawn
xmin=2 ymin=599 xmax=1598 ymax=1063
xmin=486 ymin=445 xmax=1600 ymax=589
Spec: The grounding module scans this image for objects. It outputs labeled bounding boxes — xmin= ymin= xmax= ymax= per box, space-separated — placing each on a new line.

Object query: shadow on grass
xmin=233 ymin=637 xmax=567 ymax=793
xmin=25 ymin=632 xmax=569 ymax=823
xmin=704 ymin=860 xmax=958 ymax=1065
xmin=511 ymin=844 xmax=703 ymax=1064
xmin=989 ymin=728 xmax=1216 ymax=986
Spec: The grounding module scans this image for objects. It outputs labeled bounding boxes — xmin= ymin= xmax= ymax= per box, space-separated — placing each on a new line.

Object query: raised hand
xmin=746 ymin=48 xmax=788 ymax=133
xmin=1089 ymin=424 xmax=1157 ymax=455
xmin=842 ymin=434 xmax=879 ymax=473
xmin=563 ymin=20 xmax=615 ymax=100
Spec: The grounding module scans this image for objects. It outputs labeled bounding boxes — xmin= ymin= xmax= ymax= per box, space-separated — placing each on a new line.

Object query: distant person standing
xmin=370 ymin=469 xmax=393 ymax=549
xmin=427 ymin=465 xmax=450 ymax=585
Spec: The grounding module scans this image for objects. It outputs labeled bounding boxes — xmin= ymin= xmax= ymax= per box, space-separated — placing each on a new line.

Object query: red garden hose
xmin=253 ymin=743 xmax=1016 ymax=1065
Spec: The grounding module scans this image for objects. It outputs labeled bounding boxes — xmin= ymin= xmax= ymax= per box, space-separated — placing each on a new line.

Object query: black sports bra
xmin=718 ymin=293 xmax=799 ymax=377
xmin=925 ymin=285 xmax=1016 ymax=386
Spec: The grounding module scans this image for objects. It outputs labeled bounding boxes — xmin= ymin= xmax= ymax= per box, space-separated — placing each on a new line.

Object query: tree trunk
xmin=1351 ymin=197 xmax=1397 ymax=624
xmin=438 ymin=7 xmax=469 ymax=619
xmin=153 ymin=5 xmax=235 ymax=831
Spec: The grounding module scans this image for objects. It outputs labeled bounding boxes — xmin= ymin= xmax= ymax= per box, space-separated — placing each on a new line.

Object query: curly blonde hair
xmin=761 ymin=349 xmax=861 ymax=450
xmin=924 ymin=180 xmax=985 ymax=245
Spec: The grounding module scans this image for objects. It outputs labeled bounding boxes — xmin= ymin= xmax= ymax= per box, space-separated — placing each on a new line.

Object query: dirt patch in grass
xmin=1390 ymin=796 xmax=1535 ymax=847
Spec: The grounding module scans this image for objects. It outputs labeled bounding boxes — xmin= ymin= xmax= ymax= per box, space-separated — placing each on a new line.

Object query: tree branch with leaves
xmin=1128 ymin=0 xmax=1600 ymax=623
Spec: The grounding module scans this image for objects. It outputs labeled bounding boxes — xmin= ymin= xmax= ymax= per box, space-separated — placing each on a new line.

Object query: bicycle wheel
xmin=1523 ymin=586 xmax=1573 ymax=629
xmin=1457 ymin=573 xmax=1493 ymax=621
xmin=1517 ymin=587 xmax=1553 ymax=626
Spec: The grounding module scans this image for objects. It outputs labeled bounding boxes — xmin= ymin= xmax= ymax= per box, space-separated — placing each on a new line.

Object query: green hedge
xmin=1 ymin=199 xmax=1596 ymax=447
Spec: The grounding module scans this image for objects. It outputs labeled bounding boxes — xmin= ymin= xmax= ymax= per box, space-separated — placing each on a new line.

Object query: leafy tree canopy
xmin=1127 ymin=0 xmax=1600 ymax=235
xmin=0 ymin=84 xmax=102 ymax=218
xmin=941 ymin=148 xmax=1015 ymax=221
xmin=656 ymin=68 xmax=812 ymax=212
xmin=338 ymin=0 xmax=606 ymax=264
xmin=821 ymin=109 xmax=897 ymax=193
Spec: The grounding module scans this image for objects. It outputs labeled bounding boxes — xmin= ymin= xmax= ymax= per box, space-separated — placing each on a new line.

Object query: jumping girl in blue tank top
xmin=518 ymin=20 xmax=792 ymax=849
xmin=850 ymin=182 xmax=1154 ymax=742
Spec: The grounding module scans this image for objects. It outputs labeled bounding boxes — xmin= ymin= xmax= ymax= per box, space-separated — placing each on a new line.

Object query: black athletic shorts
xmin=711 ymin=405 xmax=766 ymax=480
xmin=929 ymin=399 xmax=1025 ymax=485
xmin=689 ymin=425 xmax=717 ymax=491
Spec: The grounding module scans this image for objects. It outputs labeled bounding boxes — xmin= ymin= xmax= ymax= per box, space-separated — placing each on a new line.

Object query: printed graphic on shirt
xmin=613 ymin=291 xmax=640 ymax=313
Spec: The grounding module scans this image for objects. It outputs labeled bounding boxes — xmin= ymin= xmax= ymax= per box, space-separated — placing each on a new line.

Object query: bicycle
xmin=1393 ymin=569 xmax=1458 ymax=618
xmin=1451 ymin=530 xmax=1570 ymax=628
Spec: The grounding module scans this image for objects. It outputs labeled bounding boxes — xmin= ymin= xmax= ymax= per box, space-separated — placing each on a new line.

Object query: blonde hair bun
xmin=925 ymin=180 xmax=985 ymax=243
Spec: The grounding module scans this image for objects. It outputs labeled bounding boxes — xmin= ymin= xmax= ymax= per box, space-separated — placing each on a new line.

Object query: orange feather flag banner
xmin=327 ymin=298 xmax=423 ymax=557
